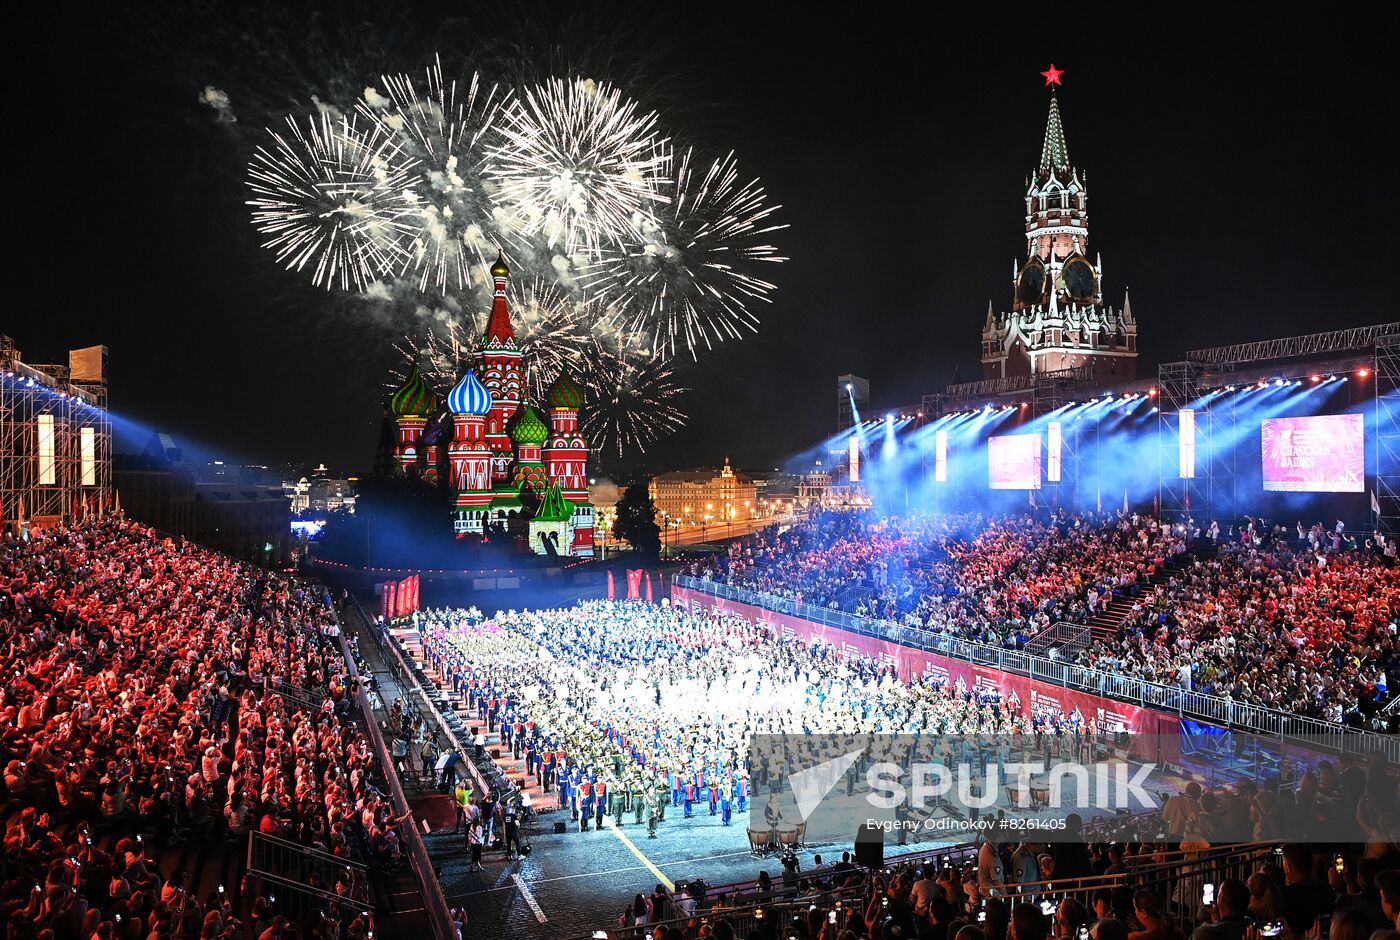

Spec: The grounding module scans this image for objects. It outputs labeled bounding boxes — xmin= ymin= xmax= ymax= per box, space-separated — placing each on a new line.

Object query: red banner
xmin=607 ymin=569 xmax=615 ymax=600
xmin=671 ymin=585 xmax=1182 ymax=745
xmin=381 ymin=580 xmax=397 ymax=620
xmin=626 ymin=568 xmax=644 ymax=600
xmin=395 ymin=574 xmax=420 ymax=618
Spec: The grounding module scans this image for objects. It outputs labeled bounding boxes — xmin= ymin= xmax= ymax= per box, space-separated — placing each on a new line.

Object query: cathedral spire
xmin=1040 ymin=94 xmax=1071 ymax=175
xmin=483 ymin=252 xmax=516 ymax=347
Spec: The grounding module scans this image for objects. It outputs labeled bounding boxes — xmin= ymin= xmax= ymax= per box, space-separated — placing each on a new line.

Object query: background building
xmin=649 ymin=459 xmax=759 ymax=534
xmin=114 ymin=431 xmax=290 ymax=565
xmin=387 ymin=256 xmax=595 ymax=556
xmin=286 ymin=465 xmax=358 ymax=515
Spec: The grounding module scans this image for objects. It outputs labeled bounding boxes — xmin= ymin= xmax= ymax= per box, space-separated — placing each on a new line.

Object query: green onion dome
xmin=390 ymin=366 xmax=438 ymax=418
xmin=508 ymin=404 xmax=549 ymax=446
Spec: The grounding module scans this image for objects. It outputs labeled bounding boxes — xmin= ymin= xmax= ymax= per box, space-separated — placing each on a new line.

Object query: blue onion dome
xmin=447 ymin=369 xmax=493 ymax=416
xmin=390 ymin=366 xmax=438 ymax=418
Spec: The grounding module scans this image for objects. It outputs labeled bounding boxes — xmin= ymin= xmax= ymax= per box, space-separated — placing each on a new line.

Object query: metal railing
xmin=1024 ymin=621 xmax=1092 ymax=657
xmin=245 ymin=830 xmax=371 ymax=916
xmin=674 ymin=577 xmax=1400 ymax=762
xmin=335 ymin=599 xmax=458 ymax=940
xmin=356 ymin=599 xmax=496 ymax=802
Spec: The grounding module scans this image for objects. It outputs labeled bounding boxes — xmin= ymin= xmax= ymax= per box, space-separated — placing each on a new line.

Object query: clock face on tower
xmin=1017 ymin=261 xmax=1045 ymax=306
xmin=1062 ymin=257 xmax=1096 ymax=301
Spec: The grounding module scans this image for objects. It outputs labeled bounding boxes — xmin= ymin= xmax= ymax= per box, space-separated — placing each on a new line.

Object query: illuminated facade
xmin=387 ymin=255 xmax=594 ymax=557
xmin=649 ymin=459 xmax=759 ymax=532
xmin=982 ymin=86 xmax=1137 ymax=381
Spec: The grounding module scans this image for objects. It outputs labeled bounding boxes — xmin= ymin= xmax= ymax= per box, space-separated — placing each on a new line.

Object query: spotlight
xmin=846 ymin=383 xmax=853 ymax=390
xmin=1020 ymin=402 xmax=1028 ymax=408
xmin=1310 ymin=375 xmax=1320 ymax=382
xmin=1149 ymin=387 xmax=1158 ymax=397
xmin=1358 ymin=368 xmax=1370 ymax=378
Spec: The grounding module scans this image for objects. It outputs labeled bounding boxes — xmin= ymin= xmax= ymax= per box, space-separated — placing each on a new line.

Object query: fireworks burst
xmin=579 ymin=345 xmax=689 ymax=457
xmin=387 ymin=278 xmax=591 ymax=402
xmin=388 ymin=319 xmax=474 ymax=393
xmin=581 ymin=147 xmax=786 ymax=359
xmin=486 ymin=77 xmax=671 ymax=261
xmin=508 ymin=278 xmax=594 ymax=400
xmin=358 ymin=57 xmax=510 ymax=294
xmin=247 ymin=113 xmax=419 ymax=291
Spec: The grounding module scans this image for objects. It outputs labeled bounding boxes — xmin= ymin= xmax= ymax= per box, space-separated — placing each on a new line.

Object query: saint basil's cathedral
xmin=382 ymin=255 xmax=595 ymax=557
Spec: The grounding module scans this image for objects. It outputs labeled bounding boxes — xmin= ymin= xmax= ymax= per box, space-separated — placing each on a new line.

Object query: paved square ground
xmin=427 ymin=804 xmax=954 ymax=940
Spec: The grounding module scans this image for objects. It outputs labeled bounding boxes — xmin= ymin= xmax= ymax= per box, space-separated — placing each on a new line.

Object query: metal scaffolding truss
xmin=1033 ymin=369 xmax=1083 ymax=508
xmin=1158 ymin=360 xmax=1241 ymax=525
xmin=1158 ymin=361 xmax=1203 ymax=522
xmin=1 ymin=338 xmax=111 ymax=527
xmin=1185 ymin=323 xmax=1399 ymax=367
xmin=1377 ymin=333 xmax=1400 ymax=536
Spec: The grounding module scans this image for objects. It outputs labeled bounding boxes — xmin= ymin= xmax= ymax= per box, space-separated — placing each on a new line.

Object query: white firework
xmin=508 ymin=278 xmax=594 ymax=400
xmin=247 ymin=112 xmax=419 ymax=291
xmin=581 ymin=147 xmax=786 ymax=360
xmin=486 ymin=77 xmax=671 ymax=261
xmin=388 ymin=278 xmax=592 ymax=403
xmin=358 ymin=55 xmax=511 ymax=295
xmin=579 ymin=345 xmax=688 ymax=457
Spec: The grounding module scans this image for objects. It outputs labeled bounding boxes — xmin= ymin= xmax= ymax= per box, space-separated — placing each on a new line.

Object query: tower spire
xmin=1040 ymin=94 xmax=1071 ymax=174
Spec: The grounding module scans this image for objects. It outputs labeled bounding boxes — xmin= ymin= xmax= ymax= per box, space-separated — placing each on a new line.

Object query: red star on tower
xmin=1041 ymin=63 xmax=1064 ymax=86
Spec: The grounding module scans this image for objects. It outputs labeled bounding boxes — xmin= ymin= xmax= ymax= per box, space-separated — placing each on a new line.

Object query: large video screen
xmin=1261 ymin=414 xmax=1364 ymax=493
xmin=988 ymin=434 xmax=1042 ymax=490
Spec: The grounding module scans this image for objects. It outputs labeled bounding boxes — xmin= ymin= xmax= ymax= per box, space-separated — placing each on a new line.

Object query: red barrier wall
xmin=672 ymin=585 xmax=1182 ymax=741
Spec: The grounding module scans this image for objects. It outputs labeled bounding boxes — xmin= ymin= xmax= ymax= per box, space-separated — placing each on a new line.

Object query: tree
xmin=613 ymin=484 xmax=661 ymax=558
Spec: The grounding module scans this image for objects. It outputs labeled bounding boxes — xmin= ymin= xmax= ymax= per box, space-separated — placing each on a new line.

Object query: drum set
xmin=747 ymin=821 xmax=807 ymax=857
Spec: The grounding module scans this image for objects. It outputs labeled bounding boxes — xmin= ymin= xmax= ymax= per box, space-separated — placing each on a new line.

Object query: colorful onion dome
xmin=447 ymin=369 xmax=493 ymax=416
xmin=547 ymin=370 xmax=584 ymax=410
xmin=390 ymin=366 xmax=438 ymax=418
xmin=509 ymin=404 xmax=549 ymax=446
xmin=490 ymin=251 xmax=510 ymax=278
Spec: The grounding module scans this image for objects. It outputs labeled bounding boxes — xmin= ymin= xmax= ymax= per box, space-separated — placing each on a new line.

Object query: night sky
xmin=13 ymin=4 xmax=1391 ymax=476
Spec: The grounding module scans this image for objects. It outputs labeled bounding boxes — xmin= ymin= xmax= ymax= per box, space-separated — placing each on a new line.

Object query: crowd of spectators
xmin=605 ymin=840 xmax=1400 ymax=940
xmin=0 ymin=518 xmax=400 ymax=940
xmin=690 ymin=510 xmax=1399 ymax=725
xmin=692 ymin=511 xmax=1184 ymax=647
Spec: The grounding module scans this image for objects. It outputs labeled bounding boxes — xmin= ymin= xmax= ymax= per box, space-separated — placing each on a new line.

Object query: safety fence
xmin=244 ymin=831 xmax=371 ymax=925
xmin=333 ymin=599 xmax=458 ymax=940
xmin=674 ymin=577 xmax=1400 ymax=763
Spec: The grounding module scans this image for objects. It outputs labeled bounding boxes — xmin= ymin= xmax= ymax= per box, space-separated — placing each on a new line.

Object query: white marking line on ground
xmin=446 ymin=849 xmax=756 ymax=899
xmin=512 ymin=873 xmax=548 ymax=924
